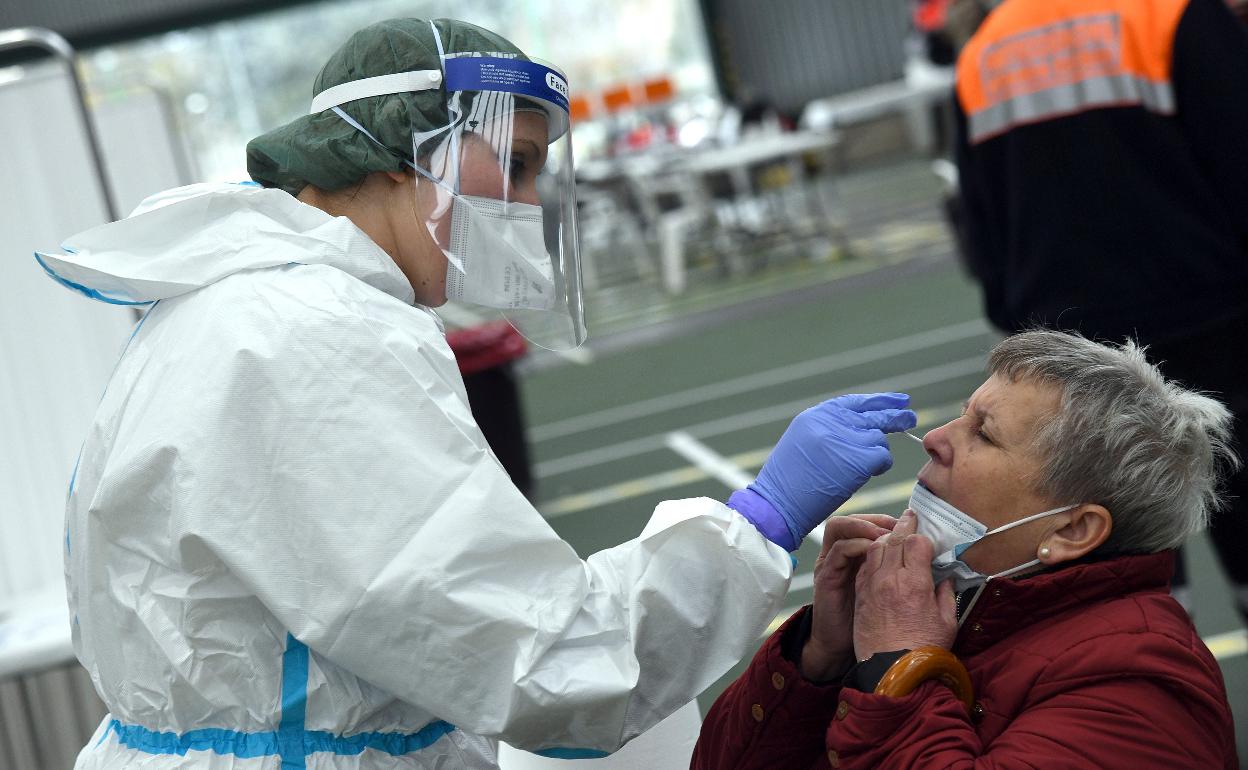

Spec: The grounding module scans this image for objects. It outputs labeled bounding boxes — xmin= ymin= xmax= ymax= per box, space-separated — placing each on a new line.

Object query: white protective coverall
xmin=40 ymin=183 xmax=792 ymax=769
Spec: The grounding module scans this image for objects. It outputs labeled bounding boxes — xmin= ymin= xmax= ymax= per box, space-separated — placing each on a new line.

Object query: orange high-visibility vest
xmin=957 ymin=0 xmax=1189 ymax=144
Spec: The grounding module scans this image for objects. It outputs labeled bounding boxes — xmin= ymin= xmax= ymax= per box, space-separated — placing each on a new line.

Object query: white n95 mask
xmin=444 ymin=195 xmax=556 ymax=311
xmin=908 ymin=482 xmax=1076 ymax=593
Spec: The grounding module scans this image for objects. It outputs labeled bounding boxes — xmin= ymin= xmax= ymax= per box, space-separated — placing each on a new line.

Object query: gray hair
xmin=987 ymin=329 xmax=1238 ymax=555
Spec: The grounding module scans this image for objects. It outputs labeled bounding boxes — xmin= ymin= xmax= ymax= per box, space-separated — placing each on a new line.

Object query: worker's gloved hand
xmin=729 ymin=393 xmax=917 ymax=551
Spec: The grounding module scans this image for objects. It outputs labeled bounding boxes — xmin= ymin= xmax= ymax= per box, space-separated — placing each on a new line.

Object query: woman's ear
xmin=384 ymin=169 xmax=408 ymax=185
xmin=1039 ymin=504 xmax=1112 ymax=565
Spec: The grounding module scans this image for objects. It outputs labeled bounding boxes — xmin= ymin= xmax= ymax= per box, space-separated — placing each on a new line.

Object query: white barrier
xmin=499 ymin=701 xmax=703 ymax=770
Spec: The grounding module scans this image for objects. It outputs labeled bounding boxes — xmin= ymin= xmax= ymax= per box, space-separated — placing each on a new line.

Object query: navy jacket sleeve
xmin=952 ymin=94 xmax=1009 ymax=332
xmin=1172 ymin=0 xmax=1248 ymax=252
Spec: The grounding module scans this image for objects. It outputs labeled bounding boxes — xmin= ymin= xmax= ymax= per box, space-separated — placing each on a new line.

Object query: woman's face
xmin=457 ymin=110 xmax=549 ymax=205
xmin=916 ymin=374 xmax=1065 ymax=575
xmin=397 ymin=110 xmax=549 ymax=305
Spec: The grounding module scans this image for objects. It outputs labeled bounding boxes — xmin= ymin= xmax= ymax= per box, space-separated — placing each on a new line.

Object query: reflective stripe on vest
xmin=957 ymin=0 xmax=1189 ymax=144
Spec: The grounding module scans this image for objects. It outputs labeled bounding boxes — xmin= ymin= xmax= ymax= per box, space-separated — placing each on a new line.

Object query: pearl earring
xmin=1039 ymin=546 xmax=1051 ymax=559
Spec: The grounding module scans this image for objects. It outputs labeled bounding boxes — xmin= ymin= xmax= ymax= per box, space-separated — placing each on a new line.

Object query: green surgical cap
xmin=246 ymin=18 xmax=526 ymax=196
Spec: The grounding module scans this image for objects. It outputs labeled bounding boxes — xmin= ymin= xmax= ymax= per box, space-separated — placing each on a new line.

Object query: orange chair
xmin=641 ymin=75 xmax=675 ymax=106
xmin=569 ymin=95 xmax=593 ymax=125
xmin=601 ymin=84 xmax=636 ymax=114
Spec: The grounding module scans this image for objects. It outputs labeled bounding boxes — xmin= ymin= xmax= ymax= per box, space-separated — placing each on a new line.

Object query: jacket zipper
xmin=956 ymin=583 xmax=986 ymax=630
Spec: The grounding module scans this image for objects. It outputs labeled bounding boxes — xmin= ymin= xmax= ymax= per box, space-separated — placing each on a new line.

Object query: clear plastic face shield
xmin=311 ymin=26 xmax=585 ymax=351
xmin=424 ymin=54 xmax=583 ymax=351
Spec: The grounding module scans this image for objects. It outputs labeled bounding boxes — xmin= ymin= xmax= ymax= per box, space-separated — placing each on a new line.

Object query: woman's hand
xmin=799 ymin=514 xmax=897 ymax=681
xmin=852 ymin=510 xmax=957 ymax=661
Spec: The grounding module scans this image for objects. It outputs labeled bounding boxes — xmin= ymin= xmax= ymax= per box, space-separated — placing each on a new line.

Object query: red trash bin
xmin=445 ymin=321 xmax=534 ymax=497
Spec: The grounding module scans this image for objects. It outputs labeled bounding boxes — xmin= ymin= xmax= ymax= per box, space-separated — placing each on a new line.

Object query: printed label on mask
xmin=445 ymin=194 xmax=556 ymax=311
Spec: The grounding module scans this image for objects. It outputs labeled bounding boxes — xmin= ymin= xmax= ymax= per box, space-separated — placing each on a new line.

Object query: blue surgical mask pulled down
xmin=907 ymin=482 xmax=1075 ymax=593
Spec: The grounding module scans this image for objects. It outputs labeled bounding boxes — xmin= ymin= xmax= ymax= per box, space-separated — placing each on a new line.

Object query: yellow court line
xmin=766 ymin=612 xmax=1248 ymax=664
xmin=764 ymin=614 xmax=791 ymax=637
xmin=539 ymin=402 xmax=962 ymax=519
xmin=765 ymin=607 xmax=1247 ymax=663
xmin=1204 ymin=628 xmax=1248 ymax=661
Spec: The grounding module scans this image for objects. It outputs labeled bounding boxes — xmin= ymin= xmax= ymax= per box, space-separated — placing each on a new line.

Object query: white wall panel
xmin=0 ymin=62 xmax=190 ymax=603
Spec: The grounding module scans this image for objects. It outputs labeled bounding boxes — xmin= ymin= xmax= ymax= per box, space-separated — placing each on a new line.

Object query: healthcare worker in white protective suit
xmin=37 ymin=18 xmax=917 ymax=770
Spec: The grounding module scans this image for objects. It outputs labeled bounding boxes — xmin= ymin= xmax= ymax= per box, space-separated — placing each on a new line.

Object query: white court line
xmin=437 ymin=304 xmax=596 ymax=366
xmin=790 ymin=572 xmax=816 ymax=595
xmin=552 ymin=346 xmax=596 ymax=365
xmin=539 ymin=404 xmax=959 ymax=518
xmin=535 ymin=355 xmax=985 ymax=479
xmin=531 ymin=319 xmax=990 ymax=442
xmin=435 ymin=303 xmax=486 ymax=328
xmin=764 ymin=602 xmax=1247 ymax=663
xmin=777 ymin=579 xmax=1247 ymax=662
xmin=1204 ymin=628 xmax=1248 ymax=661
xmin=762 ymin=604 xmax=1247 ymax=662
xmin=665 ymin=431 xmax=754 ymax=490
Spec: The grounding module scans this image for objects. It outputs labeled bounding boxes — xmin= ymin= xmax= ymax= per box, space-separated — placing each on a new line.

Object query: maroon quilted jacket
xmin=692 ymin=551 xmax=1237 ymax=769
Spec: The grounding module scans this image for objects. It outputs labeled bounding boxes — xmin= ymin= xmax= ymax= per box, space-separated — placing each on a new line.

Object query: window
xmin=79 ymin=0 xmax=714 ymax=183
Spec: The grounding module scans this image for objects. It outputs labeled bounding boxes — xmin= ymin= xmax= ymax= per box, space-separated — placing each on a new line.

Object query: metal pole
xmin=0 ymin=27 xmax=120 ymax=222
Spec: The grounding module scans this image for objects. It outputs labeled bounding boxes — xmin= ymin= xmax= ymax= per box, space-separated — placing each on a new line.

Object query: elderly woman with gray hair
xmin=693 ymin=329 xmax=1240 ymax=769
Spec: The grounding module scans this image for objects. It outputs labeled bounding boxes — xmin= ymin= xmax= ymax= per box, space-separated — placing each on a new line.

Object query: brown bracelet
xmin=873 ymin=646 xmax=974 ymax=710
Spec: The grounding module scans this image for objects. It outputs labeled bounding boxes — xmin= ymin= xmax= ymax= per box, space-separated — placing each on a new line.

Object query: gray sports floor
xmin=516 ymin=164 xmax=1248 ymax=758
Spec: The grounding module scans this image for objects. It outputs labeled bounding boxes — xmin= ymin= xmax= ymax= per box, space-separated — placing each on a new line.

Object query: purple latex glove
xmin=729 ymin=393 xmax=917 ymax=551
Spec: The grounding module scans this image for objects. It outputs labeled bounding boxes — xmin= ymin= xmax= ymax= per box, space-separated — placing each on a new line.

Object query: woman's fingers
xmin=848 ymin=513 xmax=899 ymax=530
xmin=823 ymin=536 xmax=877 ymax=570
xmin=819 ymin=516 xmax=892 ymax=558
xmin=902 ymin=529 xmax=935 ymax=571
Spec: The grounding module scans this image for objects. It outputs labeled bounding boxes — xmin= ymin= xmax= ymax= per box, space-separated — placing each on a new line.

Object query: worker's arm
xmin=178 ymin=274 xmax=791 ymax=756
